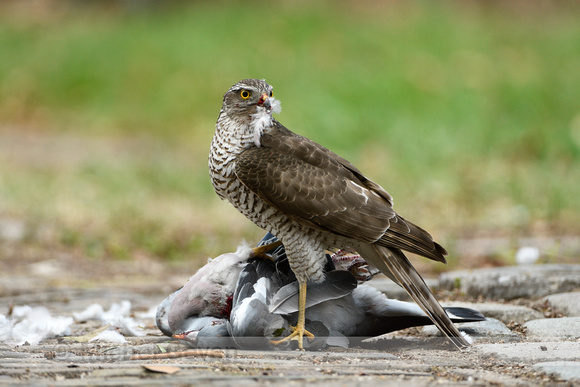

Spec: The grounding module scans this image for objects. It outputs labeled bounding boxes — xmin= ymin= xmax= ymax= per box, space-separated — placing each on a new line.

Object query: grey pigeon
xmin=158 ymin=234 xmax=484 ymax=350
xmin=156 ymin=240 xmax=280 ymax=348
xmin=229 ymin=234 xmax=484 ymax=350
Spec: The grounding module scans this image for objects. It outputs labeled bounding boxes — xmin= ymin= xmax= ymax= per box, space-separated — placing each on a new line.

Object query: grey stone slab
xmin=541 ymin=292 xmax=580 ymax=317
xmin=524 ymin=317 xmax=580 ymax=341
xmin=440 ymin=264 xmax=580 ymax=300
xmin=533 ymin=361 xmax=580 ymax=382
xmin=475 ymin=342 xmax=580 ymax=363
xmin=368 ymin=277 xmax=439 ymax=301
xmin=443 ymin=301 xmax=544 ymax=323
xmin=421 ymin=318 xmax=521 ymax=343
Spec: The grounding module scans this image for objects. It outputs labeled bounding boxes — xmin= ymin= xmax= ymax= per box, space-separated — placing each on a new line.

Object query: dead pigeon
xmin=229 ymin=234 xmax=484 ymax=349
xmin=157 ymin=233 xmax=484 ymax=349
xmin=156 ymin=239 xmax=280 ymax=348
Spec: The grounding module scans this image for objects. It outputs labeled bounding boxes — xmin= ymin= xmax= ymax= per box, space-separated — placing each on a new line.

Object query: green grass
xmin=1 ymin=1 xmax=579 ymax=267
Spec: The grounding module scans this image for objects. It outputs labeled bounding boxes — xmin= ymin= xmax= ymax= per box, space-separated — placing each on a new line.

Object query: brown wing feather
xmin=235 ymin=121 xmax=446 ymax=263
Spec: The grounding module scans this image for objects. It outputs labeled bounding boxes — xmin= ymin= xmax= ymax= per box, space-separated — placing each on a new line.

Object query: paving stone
xmin=368 ymin=277 xmax=439 ymax=301
xmin=440 ymin=264 xmax=580 ymax=300
xmin=475 ymin=342 xmax=580 ymax=363
xmin=540 ymin=292 xmax=580 ymax=317
xmin=442 ymin=301 xmax=544 ymax=323
xmin=4 ymin=254 xmax=580 ymax=386
xmin=524 ymin=317 xmax=580 ymax=341
xmin=421 ymin=318 xmax=521 ymax=343
xmin=533 ymin=361 xmax=580 ymax=382
xmin=449 ymin=367 xmax=534 ymax=386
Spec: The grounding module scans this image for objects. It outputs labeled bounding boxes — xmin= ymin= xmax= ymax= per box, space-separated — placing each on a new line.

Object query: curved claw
xmin=270 ymin=324 xmax=315 ymax=350
xmin=251 ymin=240 xmax=282 ymax=261
xmin=270 ymin=281 xmax=312 ymax=350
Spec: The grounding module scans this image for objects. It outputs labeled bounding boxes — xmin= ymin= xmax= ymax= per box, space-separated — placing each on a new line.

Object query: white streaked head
xmin=221 ymin=79 xmax=282 ymax=146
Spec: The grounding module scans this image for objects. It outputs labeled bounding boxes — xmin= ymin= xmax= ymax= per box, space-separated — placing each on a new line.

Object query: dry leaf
xmin=142 ymin=365 xmax=180 ymax=374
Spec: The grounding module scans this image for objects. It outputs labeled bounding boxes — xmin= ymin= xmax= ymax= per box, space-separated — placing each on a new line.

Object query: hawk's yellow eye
xmin=240 ymin=90 xmax=251 ymax=99
xmin=269 ymin=91 xmax=274 ymax=97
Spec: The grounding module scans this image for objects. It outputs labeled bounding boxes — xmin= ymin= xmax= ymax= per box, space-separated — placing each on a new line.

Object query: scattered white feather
xmin=89 ymin=329 xmax=127 ymax=344
xmin=73 ymin=300 xmax=145 ymax=337
xmin=136 ymin=306 xmax=157 ymax=319
xmin=515 ymin=246 xmax=540 ymax=265
xmin=0 ymin=306 xmax=73 ymax=346
xmin=11 ymin=305 xmax=33 ymax=319
xmin=103 ymin=300 xmax=132 ymax=321
xmin=73 ymin=300 xmax=131 ymax=323
xmin=112 ymin=316 xmax=146 ymax=337
xmin=0 ymin=314 xmax=15 ymax=343
xmin=72 ymin=304 xmax=105 ymax=323
xmin=0 ymin=300 xmax=150 ymax=346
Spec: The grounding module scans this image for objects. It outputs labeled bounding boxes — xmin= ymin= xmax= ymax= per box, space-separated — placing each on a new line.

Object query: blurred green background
xmin=1 ymin=0 xmax=579 ymax=271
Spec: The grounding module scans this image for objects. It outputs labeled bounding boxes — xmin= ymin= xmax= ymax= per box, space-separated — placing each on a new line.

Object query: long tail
xmin=370 ymin=245 xmax=470 ymax=349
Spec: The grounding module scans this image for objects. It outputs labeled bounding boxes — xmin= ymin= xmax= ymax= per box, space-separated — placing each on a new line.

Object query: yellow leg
xmin=251 ymin=240 xmax=283 ymax=261
xmin=271 ymin=281 xmax=315 ymax=350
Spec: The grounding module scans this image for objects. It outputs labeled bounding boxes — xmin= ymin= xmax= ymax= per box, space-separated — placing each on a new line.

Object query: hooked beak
xmin=257 ymin=93 xmax=271 ymax=111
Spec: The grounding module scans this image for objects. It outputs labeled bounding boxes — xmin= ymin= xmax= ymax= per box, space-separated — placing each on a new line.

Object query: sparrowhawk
xmin=209 ymin=79 xmax=469 ymax=349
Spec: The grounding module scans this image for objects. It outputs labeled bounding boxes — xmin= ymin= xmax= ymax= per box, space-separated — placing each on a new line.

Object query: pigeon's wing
xmin=230 ymin=255 xmax=290 ymax=349
xmin=349 ymin=285 xmax=485 ymax=337
xmin=232 ymin=264 xmax=259 ymax=307
xmin=269 ymin=270 xmax=357 ymax=314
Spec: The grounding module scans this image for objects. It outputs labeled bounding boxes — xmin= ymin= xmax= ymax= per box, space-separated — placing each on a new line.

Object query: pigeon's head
xmin=172 ymin=317 xmax=231 ymax=347
xmin=173 ymin=329 xmax=199 ymax=344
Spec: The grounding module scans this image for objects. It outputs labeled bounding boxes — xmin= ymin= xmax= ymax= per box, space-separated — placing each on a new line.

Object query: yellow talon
xmin=270 ymin=281 xmax=313 ymax=350
xmin=271 ymin=324 xmax=315 ymax=350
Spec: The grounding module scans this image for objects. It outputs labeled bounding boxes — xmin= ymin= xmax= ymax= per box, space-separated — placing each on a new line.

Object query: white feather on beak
xmin=251 ymin=97 xmax=281 ymax=147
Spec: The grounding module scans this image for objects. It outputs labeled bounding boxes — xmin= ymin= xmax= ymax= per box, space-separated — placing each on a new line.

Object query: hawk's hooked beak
xmin=258 ymin=93 xmax=272 ymax=111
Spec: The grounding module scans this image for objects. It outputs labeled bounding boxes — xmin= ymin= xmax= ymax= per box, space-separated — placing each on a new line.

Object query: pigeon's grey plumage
xmin=157 ymin=240 xmax=281 ymax=348
xmin=209 ymin=79 xmax=469 ymax=348
xmin=229 ymin=234 xmax=483 ymax=349
xmin=157 ymin=234 xmax=484 ymax=350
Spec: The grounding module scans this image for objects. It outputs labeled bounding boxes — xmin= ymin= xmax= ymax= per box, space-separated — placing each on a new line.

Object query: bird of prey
xmin=209 ymin=79 xmax=469 ymax=349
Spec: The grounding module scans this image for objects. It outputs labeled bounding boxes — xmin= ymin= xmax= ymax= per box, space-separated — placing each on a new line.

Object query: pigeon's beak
xmin=258 ymin=93 xmax=271 ymax=111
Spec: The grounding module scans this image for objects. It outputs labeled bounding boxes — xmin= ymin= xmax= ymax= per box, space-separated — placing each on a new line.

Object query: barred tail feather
xmin=372 ymin=245 xmax=470 ymax=349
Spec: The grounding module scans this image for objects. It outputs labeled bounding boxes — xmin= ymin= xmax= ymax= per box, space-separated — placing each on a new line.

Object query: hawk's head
xmin=222 ymin=79 xmax=282 ymax=147
xmin=222 ymin=79 xmax=281 ymax=118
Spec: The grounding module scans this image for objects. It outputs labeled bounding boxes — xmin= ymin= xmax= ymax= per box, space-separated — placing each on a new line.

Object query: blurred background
xmin=1 ymin=0 xmax=579 ymax=275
